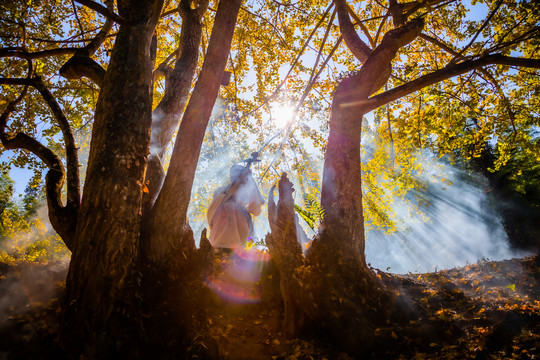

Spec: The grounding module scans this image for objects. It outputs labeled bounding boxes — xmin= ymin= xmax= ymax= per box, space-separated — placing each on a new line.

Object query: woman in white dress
xmin=207 ymin=165 xmax=264 ymax=250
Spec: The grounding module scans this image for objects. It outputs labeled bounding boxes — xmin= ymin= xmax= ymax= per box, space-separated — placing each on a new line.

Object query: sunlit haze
xmin=270 ymin=103 xmax=295 ymax=128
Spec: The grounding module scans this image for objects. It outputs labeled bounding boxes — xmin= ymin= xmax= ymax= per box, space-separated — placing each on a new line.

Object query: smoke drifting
xmin=0 ymin=260 xmax=68 ymax=325
xmin=365 ymin=159 xmax=530 ymax=274
xmin=189 ymin=115 xmax=527 ymax=275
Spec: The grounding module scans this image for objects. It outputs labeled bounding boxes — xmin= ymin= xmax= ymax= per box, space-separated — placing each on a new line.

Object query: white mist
xmin=365 ymin=160 xmax=528 ymax=274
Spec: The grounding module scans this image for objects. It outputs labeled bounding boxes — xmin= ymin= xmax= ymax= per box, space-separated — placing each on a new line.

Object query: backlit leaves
xmin=1 ymin=0 xmax=538 ymax=239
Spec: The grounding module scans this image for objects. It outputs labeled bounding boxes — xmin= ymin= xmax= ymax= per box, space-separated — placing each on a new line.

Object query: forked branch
xmin=144 ymin=0 xmax=210 ymax=208
xmin=337 ymin=17 xmax=424 ymax=103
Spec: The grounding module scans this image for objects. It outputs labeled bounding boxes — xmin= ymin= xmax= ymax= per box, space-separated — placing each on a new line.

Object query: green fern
xmin=295 ymin=205 xmax=316 ymax=230
xmin=295 ymin=194 xmax=324 ymax=230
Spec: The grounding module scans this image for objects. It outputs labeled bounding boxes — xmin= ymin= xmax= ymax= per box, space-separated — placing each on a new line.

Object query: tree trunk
xmin=147 ymin=0 xmax=242 ymax=264
xmin=145 ymin=0 xmax=208 ymax=209
xmin=136 ymin=0 xmax=242 ymax=354
xmin=63 ymin=1 xmax=162 ymax=356
xmin=308 ymin=77 xmax=393 ymax=353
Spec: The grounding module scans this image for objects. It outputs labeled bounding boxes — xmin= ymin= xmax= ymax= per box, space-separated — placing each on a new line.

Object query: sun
xmin=270 ymin=103 xmax=295 ymax=128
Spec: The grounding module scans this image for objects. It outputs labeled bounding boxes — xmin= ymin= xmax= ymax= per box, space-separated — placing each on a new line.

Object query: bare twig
xmin=453 ymin=0 xmax=502 ymax=60
xmin=373 ymin=12 xmax=389 ymax=45
xmin=465 ymin=2 xmax=502 ymax=54
xmin=240 ymin=3 xmax=334 ymax=121
xmin=71 ymin=0 xmax=86 ymax=36
xmin=260 ymin=37 xmax=343 ymax=180
xmin=240 ymin=6 xmax=289 ymax=49
xmin=73 ymin=0 xmax=125 ymax=24
xmin=309 ymin=8 xmax=336 ymax=84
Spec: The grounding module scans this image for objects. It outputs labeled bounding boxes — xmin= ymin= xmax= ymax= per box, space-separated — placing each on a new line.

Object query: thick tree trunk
xmin=309 ymin=78 xmax=392 ymax=353
xmin=136 ymin=1 xmax=242 ymax=355
xmin=317 ymin=16 xmax=423 ymax=269
xmin=310 ymin=17 xmax=424 ymax=354
xmin=319 ymin=79 xmax=367 ymax=265
xmin=63 ymin=1 xmax=162 ymax=356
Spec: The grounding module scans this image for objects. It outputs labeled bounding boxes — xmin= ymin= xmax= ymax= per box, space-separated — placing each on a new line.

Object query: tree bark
xmin=63 ymin=0 xmax=163 ymax=355
xmin=318 ymin=17 xmax=423 ymax=267
xmin=319 ymin=85 xmax=367 ymax=264
xmin=134 ymin=1 xmax=241 ymax=354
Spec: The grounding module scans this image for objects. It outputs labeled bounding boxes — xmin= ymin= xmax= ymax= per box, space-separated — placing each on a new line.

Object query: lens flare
xmin=205 ymin=245 xmax=270 ymax=304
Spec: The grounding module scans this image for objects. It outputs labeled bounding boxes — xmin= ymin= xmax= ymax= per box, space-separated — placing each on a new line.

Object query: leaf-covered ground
xmin=0 ymin=255 xmax=539 ymax=359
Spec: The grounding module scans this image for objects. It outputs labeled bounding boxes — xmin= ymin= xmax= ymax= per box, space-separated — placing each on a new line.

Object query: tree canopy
xmin=1 ymin=0 xmax=538 ymax=232
xmin=1 ymin=0 xmax=539 ymax=357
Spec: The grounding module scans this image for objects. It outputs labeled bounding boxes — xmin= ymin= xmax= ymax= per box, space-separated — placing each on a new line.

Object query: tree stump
xmin=266 ymin=173 xmax=305 ymax=336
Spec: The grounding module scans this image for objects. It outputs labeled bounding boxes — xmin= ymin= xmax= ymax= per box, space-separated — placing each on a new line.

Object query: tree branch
xmin=0 ymin=77 xmax=35 ymax=86
xmin=388 ymin=0 xmax=405 ymax=27
xmin=419 ymin=32 xmax=458 ymax=57
xmin=334 ymin=0 xmax=372 ymax=63
xmin=73 ymin=0 xmax=126 ymax=24
xmin=420 ymin=32 xmax=519 ymax=139
xmin=240 ymin=5 xmax=290 ymax=49
xmin=148 ymin=0 xmax=242 ymax=262
xmin=0 ymin=47 xmax=78 ymax=59
xmin=309 ymin=8 xmax=337 ymax=84
xmin=477 ymin=69 xmax=518 ymax=139
xmin=161 ymin=7 xmax=180 ymax=18
xmin=346 ymin=4 xmax=375 ymax=48
xmin=81 ymin=0 xmax=115 ymax=55
xmin=360 ymin=55 xmax=540 ymax=112
xmin=59 ymin=0 xmax=113 ymax=86
xmin=483 ymin=25 xmax=540 ymax=56
xmin=454 ymin=0 xmax=502 ymax=60
xmin=0 ymin=83 xmax=77 ymax=248
xmin=403 ymin=0 xmax=455 ymax=20
xmin=71 ymin=0 xmax=86 ymax=36
xmin=59 ymin=56 xmax=106 ymax=86
xmin=240 ymin=4 xmax=334 ymax=121
xmin=33 ymin=76 xmax=81 ymax=210
xmin=338 ymin=17 xmax=424 ymax=103
xmin=373 ymin=12 xmax=389 ymax=44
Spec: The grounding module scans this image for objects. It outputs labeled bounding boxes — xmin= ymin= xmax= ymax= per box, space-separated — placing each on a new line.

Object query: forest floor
xmin=0 ymin=254 xmax=539 ymax=359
